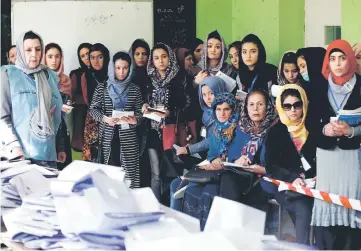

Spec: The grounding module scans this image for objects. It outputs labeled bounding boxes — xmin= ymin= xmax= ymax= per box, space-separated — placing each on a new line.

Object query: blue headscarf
xmin=212 ymin=92 xmax=239 ymax=155
xmin=198 ymin=76 xmax=227 ymax=127
xmin=107 ymin=51 xmax=134 ymax=110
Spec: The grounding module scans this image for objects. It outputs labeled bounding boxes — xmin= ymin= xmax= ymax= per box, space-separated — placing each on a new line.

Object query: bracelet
xmin=346 ymin=127 xmax=355 ymax=138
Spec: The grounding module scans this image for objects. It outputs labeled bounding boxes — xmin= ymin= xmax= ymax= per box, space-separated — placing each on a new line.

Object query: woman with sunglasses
xmin=265 ymin=84 xmax=316 ymax=245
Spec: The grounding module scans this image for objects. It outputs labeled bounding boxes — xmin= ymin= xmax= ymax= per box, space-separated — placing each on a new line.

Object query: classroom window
xmin=324 ymin=26 xmax=341 ymax=45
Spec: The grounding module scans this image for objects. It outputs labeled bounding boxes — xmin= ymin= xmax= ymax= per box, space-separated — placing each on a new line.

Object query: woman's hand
xmin=249 ymin=164 xmax=266 ymax=175
xmin=332 ymin=121 xmax=351 ymax=136
xmin=323 ymin=122 xmax=343 ymax=137
xmin=235 ymin=155 xmax=251 ymax=166
xmin=292 ymin=178 xmax=306 ymax=187
xmin=121 ymin=115 xmax=137 ymax=125
xmin=176 ymin=146 xmax=188 ymax=155
xmin=142 ymin=104 xmax=150 ymax=114
xmin=194 ymin=71 xmax=209 ymax=84
xmin=103 ymin=116 xmax=118 ymax=126
xmin=57 ymin=152 xmax=67 ymax=163
xmin=211 ymin=158 xmax=224 ymax=170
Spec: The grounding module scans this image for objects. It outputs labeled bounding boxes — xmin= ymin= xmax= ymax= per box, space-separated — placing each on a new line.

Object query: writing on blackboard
xmin=85 ymin=14 xmax=113 ymax=25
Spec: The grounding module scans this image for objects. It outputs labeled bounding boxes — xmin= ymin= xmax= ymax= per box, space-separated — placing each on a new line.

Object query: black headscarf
xmin=130 ymin=39 xmax=151 ymax=65
xmin=77 ymin=43 xmax=92 ymax=69
xmin=238 ymin=34 xmax=277 ymax=92
xmin=89 ymin=43 xmax=110 ymax=82
xmin=85 ymin=43 xmax=110 ymax=105
xmin=296 ymin=47 xmax=326 ymax=83
xmin=189 ymin=38 xmax=203 ymax=53
xmin=129 ymin=39 xmax=152 ymax=102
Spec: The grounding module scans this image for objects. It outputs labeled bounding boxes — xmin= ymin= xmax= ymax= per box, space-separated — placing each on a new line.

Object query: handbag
xmin=183 ymin=166 xmax=224 ymax=184
xmin=224 ymin=165 xmax=258 ymax=195
xmin=162 ymin=109 xmax=197 ymax=150
xmin=90 ymin=87 xmax=106 ymax=163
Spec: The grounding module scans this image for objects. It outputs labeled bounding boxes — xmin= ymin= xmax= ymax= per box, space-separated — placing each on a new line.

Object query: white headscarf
xmin=15 ymin=31 xmax=55 ymax=138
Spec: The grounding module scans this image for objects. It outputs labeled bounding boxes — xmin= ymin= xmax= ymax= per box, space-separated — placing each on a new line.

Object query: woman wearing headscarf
xmin=271 ymin=51 xmax=302 ymax=99
xmin=311 ymin=40 xmax=361 ymax=250
xmin=266 ymin=84 xmax=316 ymax=245
xmin=189 ymin=38 xmax=203 ymax=65
xmin=130 ymin=38 xmax=152 ymax=187
xmin=89 ymin=51 xmax=143 ymax=188
xmin=7 ymin=45 xmax=16 ymax=65
xmin=171 ymin=77 xmax=227 ymax=210
xmin=295 ymin=47 xmax=327 ymax=132
xmin=0 ymin=31 xmax=65 ymax=167
xmin=69 ymin=43 xmax=92 ymax=152
xmin=238 ymin=34 xmax=277 ymax=94
xmin=194 ymin=30 xmax=237 ymax=87
xmin=43 ymin=42 xmax=72 ymax=169
xmin=221 ymin=89 xmax=278 ymax=205
xmin=143 ymin=43 xmax=191 ymax=200
xmin=228 ymin=41 xmax=242 ymax=72
xmin=82 ymin=43 xmax=110 ymax=161
xmin=174 ymin=47 xmax=199 ymax=141
xmin=181 ymin=93 xmax=240 ymax=229
xmin=353 ymin=43 xmax=361 ymax=75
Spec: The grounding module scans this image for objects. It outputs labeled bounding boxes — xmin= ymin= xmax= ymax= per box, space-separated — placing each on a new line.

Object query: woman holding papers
xmin=311 ymin=40 xmax=361 ymax=250
xmin=237 ymin=34 xmax=277 ymax=94
xmin=176 ymin=93 xmax=239 ymax=229
xmin=0 ymin=31 xmax=65 ymax=167
xmin=193 ymin=30 xmax=237 ymax=86
xmin=265 ymin=84 xmax=316 ymax=245
xmin=89 ymin=51 xmax=143 ymax=188
xmin=142 ymin=43 xmax=191 ymax=200
xmin=170 ymin=77 xmax=228 ymax=210
xmin=220 ymin=90 xmax=278 ymax=204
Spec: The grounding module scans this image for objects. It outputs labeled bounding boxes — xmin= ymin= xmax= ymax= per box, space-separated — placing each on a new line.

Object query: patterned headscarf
xmin=352 ymin=43 xmax=361 ymax=75
xmin=212 ymin=93 xmax=239 ymax=155
xmin=239 ymin=90 xmax=278 ymax=160
xmin=199 ymin=30 xmax=228 ymax=72
xmin=147 ymin=43 xmax=180 ymax=107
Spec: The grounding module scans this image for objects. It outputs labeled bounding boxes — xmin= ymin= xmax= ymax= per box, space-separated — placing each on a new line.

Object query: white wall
xmin=305 ymin=0 xmax=341 ymax=47
xmin=12 ymin=0 xmax=153 ymax=75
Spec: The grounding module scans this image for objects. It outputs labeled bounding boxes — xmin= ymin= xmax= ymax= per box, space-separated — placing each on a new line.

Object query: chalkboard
xmin=153 ymin=0 xmax=196 ymax=49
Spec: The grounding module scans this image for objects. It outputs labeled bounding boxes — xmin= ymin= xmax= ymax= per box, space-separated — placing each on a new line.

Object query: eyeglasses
xmin=282 ymin=101 xmax=302 ymax=111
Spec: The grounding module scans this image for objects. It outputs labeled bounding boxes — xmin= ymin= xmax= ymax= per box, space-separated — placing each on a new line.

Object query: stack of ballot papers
xmin=4 ymin=161 xmax=197 ymax=250
xmin=0 ymin=160 xmax=57 ymax=213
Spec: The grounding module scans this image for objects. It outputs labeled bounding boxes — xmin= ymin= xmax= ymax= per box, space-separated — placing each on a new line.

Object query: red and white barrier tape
xmin=263 ymin=177 xmax=361 ymax=212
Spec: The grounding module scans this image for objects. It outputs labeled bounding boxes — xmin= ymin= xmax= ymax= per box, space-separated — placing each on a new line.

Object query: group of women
xmin=2 ymin=29 xmax=361 ymax=250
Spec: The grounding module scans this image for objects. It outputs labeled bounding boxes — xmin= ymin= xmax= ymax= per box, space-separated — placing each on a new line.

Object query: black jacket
xmin=316 ymin=74 xmax=361 ymax=150
xmin=265 ymin=122 xmax=317 ymax=183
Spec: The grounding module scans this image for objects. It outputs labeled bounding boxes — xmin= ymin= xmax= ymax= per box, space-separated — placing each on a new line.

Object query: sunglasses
xmin=282 ymin=101 xmax=302 ymax=111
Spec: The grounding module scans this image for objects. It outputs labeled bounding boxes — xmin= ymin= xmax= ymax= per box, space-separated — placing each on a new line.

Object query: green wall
xmin=196 ymin=0 xmax=305 ymax=65
xmin=341 ymin=0 xmax=361 ymax=46
xmin=279 ymin=0 xmax=305 ymax=55
xmin=196 ymin=0 xmax=233 ymax=45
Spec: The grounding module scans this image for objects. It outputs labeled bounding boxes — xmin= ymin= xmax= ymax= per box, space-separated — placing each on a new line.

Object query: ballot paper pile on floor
xmin=2 ymin=160 xmax=313 ymax=250
xmin=0 ymin=160 xmax=58 ymax=213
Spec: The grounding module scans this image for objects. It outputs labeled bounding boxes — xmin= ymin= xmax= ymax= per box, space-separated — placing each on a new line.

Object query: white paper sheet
xmin=204 ymin=196 xmax=266 ymax=234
